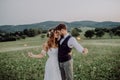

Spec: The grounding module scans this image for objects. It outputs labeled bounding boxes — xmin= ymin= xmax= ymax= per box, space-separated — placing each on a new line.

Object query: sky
xmin=0 ymin=0 xmax=120 ymax=25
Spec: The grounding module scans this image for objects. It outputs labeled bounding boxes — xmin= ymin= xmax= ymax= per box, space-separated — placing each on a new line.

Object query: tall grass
xmin=0 ymin=35 xmax=120 ymax=80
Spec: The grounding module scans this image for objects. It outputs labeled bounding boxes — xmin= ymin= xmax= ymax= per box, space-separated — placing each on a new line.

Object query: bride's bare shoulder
xmin=43 ymin=42 xmax=48 ymax=46
xmin=42 ymin=42 xmax=48 ymax=51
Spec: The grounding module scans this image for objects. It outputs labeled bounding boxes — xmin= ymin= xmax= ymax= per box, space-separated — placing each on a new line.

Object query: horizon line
xmin=0 ymin=20 xmax=120 ymax=26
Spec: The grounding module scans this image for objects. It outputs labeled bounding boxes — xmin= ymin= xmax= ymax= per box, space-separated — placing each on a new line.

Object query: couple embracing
xmin=28 ymin=24 xmax=88 ymax=80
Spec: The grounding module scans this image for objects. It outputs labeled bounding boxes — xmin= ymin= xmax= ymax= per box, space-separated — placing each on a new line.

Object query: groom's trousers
xmin=59 ymin=59 xmax=73 ymax=80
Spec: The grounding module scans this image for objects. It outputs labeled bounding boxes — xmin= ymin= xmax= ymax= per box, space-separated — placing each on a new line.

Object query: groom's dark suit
xmin=58 ymin=35 xmax=72 ymax=62
xmin=58 ymin=34 xmax=84 ymax=80
xmin=58 ymin=35 xmax=73 ymax=80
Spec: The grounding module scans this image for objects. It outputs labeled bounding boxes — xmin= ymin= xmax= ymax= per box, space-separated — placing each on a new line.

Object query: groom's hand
xmin=83 ymin=48 xmax=88 ymax=54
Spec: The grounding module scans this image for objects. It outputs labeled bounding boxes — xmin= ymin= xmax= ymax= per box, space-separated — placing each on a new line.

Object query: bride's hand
xmin=28 ymin=52 xmax=33 ymax=57
xmin=69 ymin=51 xmax=72 ymax=55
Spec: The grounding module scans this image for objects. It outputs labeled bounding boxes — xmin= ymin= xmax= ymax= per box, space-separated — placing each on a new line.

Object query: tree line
xmin=71 ymin=26 xmax=120 ymax=39
xmin=0 ymin=28 xmax=48 ymax=42
xmin=0 ymin=26 xmax=120 ymax=42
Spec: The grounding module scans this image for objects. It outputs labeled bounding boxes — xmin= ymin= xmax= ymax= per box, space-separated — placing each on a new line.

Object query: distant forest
xmin=0 ymin=25 xmax=120 ymax=42
xmin=0 ymin=21 xmax=120 ymax=32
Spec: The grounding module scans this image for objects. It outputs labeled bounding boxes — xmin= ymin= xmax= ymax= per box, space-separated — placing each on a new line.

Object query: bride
xmin=28 ymin=29 xmax=62 ymax=80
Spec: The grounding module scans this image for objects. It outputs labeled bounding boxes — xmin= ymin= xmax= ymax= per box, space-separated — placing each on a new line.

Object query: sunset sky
xmin=0 ymin=0 xmax=120 ymax=25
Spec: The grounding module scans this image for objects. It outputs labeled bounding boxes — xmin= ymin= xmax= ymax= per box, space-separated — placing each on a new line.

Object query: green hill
xmin=0 ymin=21 xmax=120 ymax=32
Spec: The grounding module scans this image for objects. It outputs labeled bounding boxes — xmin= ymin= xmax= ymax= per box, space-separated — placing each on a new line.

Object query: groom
xmin=55 ymin=24 xmax=88 ymax=80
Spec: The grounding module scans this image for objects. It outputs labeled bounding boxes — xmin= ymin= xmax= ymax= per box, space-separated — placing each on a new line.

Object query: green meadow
xmin=0 ymin=35 xmax=120 ymax=80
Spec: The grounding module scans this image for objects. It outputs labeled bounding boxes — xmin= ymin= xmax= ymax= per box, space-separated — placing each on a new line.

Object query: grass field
xmin=0 ymin=35 xmax=120 ymax=80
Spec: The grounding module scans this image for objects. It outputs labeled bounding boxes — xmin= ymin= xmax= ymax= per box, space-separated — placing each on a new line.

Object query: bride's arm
xmin=28 ymin=50 xmax=46 ymax=58
xmin=28 ymin=43 xmax=48 ymax=59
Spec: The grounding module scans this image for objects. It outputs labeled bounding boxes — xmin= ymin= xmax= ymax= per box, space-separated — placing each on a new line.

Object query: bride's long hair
xmin=46 ymin=29 xmax=58 ymax=51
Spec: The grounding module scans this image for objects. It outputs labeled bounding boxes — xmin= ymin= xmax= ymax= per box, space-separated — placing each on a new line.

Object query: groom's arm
xmin=68 ymin=37 xmax=85 ymax=53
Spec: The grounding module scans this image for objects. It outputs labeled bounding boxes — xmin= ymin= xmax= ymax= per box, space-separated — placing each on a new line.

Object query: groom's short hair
xmin=56 ymin=24 xmax=67 ymax=30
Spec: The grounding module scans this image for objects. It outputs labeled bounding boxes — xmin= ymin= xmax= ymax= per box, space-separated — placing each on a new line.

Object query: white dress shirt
xmin=60 ymin=33 xmax=84 ymax=53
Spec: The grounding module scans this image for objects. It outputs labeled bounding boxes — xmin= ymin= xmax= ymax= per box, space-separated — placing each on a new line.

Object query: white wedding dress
xmin=44 ymin=48 xmax=62 ymax=80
